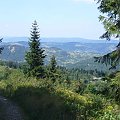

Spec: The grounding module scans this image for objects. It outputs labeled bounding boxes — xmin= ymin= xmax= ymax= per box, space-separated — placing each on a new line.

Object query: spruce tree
xmin=25 ymin=21 xmax=46 ymax=78
xmin=50 ymin=55 xmax=57 ymax=73
xmin=49 ymin=55 xmax=57 ymax=82
xmin=0 ymin=38 xmax=3 ymax=54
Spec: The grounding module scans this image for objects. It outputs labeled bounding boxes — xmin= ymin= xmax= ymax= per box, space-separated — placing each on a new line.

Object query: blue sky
xmin=0 ymin=0 xmax=105 ymax=39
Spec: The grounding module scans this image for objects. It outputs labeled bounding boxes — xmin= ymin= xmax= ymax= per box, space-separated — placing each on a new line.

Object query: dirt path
xmin=0 ymin=96 xmax=25 ymax=120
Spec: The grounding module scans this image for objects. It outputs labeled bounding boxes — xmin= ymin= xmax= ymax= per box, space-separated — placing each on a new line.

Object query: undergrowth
xmin=0 ymin=66 xmax=120 ymax=120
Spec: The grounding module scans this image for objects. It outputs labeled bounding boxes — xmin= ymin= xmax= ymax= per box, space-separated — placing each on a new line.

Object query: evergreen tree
xmin=50 ymin=55 xmax=57 ymax=73
xmin=0 ymin=38 xmax=3 ymax=54
xmin=66 ymin=75 xmax=71 ymax=87
xmin=49 ymin=55 xmax=57 ymax=82
xmin=25 ymin=21 xmax=46 ymax=78
xmin=96 ymin=0 xmax=120 ymax=40
xmin=95 ymin=0 xmax=120 ymax=69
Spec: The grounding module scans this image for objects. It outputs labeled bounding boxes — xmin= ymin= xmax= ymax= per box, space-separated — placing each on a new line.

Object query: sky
xmin=0 ymin=0 xmax=105 ymax=39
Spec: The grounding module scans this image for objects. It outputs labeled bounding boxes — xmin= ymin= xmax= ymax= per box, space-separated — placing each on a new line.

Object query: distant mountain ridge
xmin=1 ymin=40 xmax=117 ymax=53
xmin=0 ymin=38 xmax=118 ymax=70
xmin=2 ymin=37 xmax=119 ymax=43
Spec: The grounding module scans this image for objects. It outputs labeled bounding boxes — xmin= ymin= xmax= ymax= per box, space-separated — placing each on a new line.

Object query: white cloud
xmin=73 ymin=0 xmax=94 ymax=3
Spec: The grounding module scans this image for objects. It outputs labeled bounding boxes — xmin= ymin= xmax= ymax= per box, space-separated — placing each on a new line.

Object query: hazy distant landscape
xmin=0 ymin=37 xmax=117 ymax=71
xmin=2 ymin=37 xmax=119 ymax=43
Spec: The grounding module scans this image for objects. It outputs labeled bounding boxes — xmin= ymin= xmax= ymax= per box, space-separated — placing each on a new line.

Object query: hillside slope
xmin=0 ymin=66 xmax=119 ymax=120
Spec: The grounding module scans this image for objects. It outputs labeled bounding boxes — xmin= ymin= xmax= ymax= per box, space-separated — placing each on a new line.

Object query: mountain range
xmin=2 ymin=37 xmax=119 ymax=43
xmin=0 ymin=37 xmax=118 ymax=70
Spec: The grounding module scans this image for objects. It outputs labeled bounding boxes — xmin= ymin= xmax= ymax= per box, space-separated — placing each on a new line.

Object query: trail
xmin=0 ymin=96 xmax=24 ymax=120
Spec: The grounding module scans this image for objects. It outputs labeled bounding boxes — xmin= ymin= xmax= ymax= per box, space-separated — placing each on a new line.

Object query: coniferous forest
xmin=0 ymin=0 xmax=120 ymax=120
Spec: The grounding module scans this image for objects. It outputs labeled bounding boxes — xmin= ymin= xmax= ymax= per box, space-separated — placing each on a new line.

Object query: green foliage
xmin=48 ymin=55 xmax=57 ymax=82
xmin=94 ymin=49 xmax=120 ymax=69
xmin=25 ymin=21 xmax=46 ymax=78
xmin=96 ymin=0 xmax=120 ymax=40
xmin=0 ymin=65 xmax=119 ymax=120
xmin=0 ymin=67 xmax=11 ymax=80
xmin=98 ymin=111 xmax=120 ymax=120
xmin=85 ymin=80 xmax=110 ymax=95
xmin=49 ymin=55 xmax=57 ymax=73
xmin=109 ymin=72 xmax=120 ymax=103
xmin=85 ymin=71 xmax=120 ymax=104
xmin=95 ymin=0 xmax=120 ymax=68
xmin=0 ymin=60 xmax=20 ymax=68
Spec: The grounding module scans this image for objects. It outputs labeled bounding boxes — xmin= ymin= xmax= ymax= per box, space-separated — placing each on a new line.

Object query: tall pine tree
xmin=25 ymin=21 xmax=46 ymax=78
